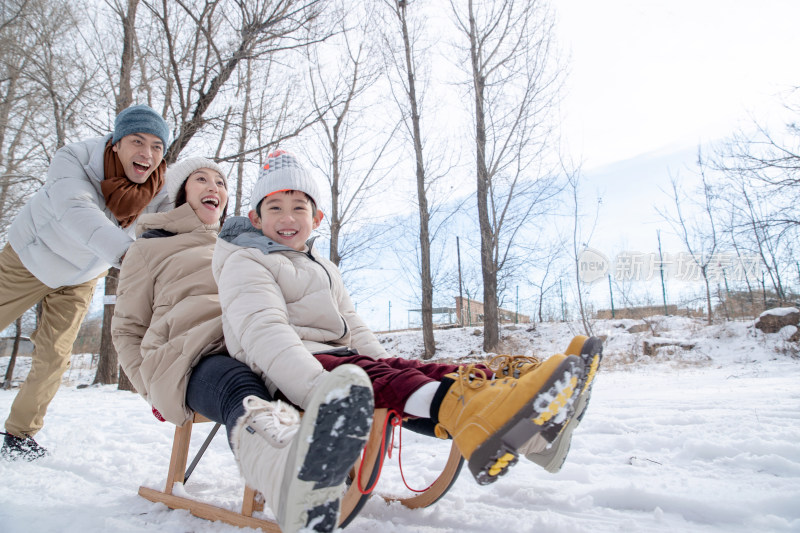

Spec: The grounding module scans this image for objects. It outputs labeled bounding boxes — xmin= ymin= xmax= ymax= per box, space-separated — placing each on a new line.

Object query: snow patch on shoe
xmin=299 ymin=385 xmax=373 ymax=489
xmin=532 ymin=370 xmax=579 ymax=426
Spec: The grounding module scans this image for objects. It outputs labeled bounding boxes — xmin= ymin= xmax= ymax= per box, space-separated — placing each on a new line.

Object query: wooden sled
xmin=138 ymin=409 xmax=464 ymax=531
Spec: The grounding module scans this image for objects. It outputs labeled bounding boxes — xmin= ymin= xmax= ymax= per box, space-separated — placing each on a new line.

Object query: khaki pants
xmin=0 ymin=244 xmax=103 ymax=437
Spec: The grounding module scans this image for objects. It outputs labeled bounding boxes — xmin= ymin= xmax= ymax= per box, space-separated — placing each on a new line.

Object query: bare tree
xmin=217 ymin=52 xmax=330 ymax=215
xmin=2 ymin=317 xmax=23 ymax=390
xmin=1 ymin=2 xmax=103 ymax=390
xmin=658 ymin=151 xmax=721 ymax=325
xmin=303 ymin=2 xmax=396 ymax=269
xmin=0 ymin=7 xmax=42 ymax=240
xmin=450 ymin=0 xmax=565 ymax=351
xmin=93 ymin=0 xmax=141 ymax=389
xmin=379 ymin=0 xmax=437 ymax=358
xmin=110 ymin=0 xmax=141 ymax=113
xmin=0 ymin=0 xmax=99 ymax=241
xmin=719 ymin=174 xmax=789 ymax=301
xmin=525 ymin=235 xmax=565 ymax=323
xmin=15 ymin=0 xmax=101 ymax=150
xmin=712 ymin=95 xmax=800 ymax=303
xmin=714 ymin=92 xmax=800 ymax=229
xmin=232 ymin=60 xmax=253 ymax=216
xmin=562 ymin=158 xmax=599 ymax=335
xmin=139 ymin=0 xmax=330 ymax=164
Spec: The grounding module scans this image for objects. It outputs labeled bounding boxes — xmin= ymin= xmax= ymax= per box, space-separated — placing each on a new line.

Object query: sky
xmin=49 ymin=0 xmax=800 ymax=333
xmin=320 ymin=1 xmax=800 ymax=330
xmin=555 ymin=0 xmax=800 ymax=169
xmin=546 ymin=0 xmax=800 ymax=313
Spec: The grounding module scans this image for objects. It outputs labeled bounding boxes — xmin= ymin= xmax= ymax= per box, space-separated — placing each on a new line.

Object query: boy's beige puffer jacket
xmin=112 ymin=203 xmax=225 ymax=425
xmin=212 ymin=217 xmax=388 ymax=409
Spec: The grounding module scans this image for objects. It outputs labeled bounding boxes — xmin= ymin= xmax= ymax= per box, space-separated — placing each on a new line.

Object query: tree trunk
xmin=703 ymin=269 xmax=714 ymax=326
xmin=235 ymin=59 xmax=252 ymax=217
xmin=93 ymin=269 xmax=119 ymax=385
xmin=329 ymin=132 xmax=342 ymax=266
xmin=118 ymin=364 xmax=134 ymax=391
xmin=115 ymin=0 xmax=140 ymax=113
xmin=573 ymin=179 xmax=591 ymax=335
xmin=164 ymin=48 xmax=247 ymax=163
xmin=575 ymin=256 xmax=592 ymax=335
xmin=398 ymin=2 xmax=435 ymax=358
xmin=95 ymin=0 xmax=139 ymax=389
xmin=538 ymin=291 xmax=544 ymax=322
xmin=95 ymin=267 xmax=134 ymax=390
xmin=468 ymin=5 xmax=499 ymax=352
xmin=2 ymin=317 xmax=23 ymax=390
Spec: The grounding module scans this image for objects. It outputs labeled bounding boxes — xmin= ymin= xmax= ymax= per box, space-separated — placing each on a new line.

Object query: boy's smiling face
xmin=248 ymin=190 xmax=322 ymax=251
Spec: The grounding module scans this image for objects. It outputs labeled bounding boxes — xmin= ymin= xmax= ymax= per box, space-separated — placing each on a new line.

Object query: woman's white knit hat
xmin=165 ymin=157 xmax=226 ymax=204
xmin=250 ymin=150 xmax=321 ymax=214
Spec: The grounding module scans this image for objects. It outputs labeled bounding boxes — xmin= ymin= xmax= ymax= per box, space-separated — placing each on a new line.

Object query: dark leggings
xmin=185 ymin=354 xmax=272 ymax=447
xmin=185 ymin=353 xmax=492 ymax=445
xmin=313 ymin=353 xmax=493 ymax=411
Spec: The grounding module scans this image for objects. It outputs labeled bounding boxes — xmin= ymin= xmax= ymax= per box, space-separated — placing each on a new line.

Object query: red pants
xmin=313 ymin=353 xmax=493 ymax=412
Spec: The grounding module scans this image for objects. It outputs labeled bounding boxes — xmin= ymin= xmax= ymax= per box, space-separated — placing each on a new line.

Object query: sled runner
xmin=138 ymin=409 xmax=464 ymax=531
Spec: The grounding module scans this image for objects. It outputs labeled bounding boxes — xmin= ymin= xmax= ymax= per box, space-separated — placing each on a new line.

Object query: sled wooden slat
xmin=138 ymin=409 xmax=462 ymax=531
xmin=139 ymin=485 xmax=280 ymax=532
xmin=241 ymin=485 xmax=264 ymax=515
xmin=138 ymin=412 xmax=276 ymax=529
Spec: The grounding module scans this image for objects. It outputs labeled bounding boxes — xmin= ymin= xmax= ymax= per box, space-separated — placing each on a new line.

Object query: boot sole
xmin=525 ymin=336 xmax=604 ymax=471
xmin=468 ymin=355 xmax=582 ymax=485
xmin=278 ymin=366 xmax=374 ymax=533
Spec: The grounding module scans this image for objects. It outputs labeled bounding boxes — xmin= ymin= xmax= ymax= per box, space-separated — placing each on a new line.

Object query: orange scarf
xmin=101 ymin=140 xmax=165 ymax=228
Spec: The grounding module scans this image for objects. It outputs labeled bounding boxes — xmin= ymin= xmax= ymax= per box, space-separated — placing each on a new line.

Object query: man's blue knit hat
xmin=112 ymin=104 xmax=170 ymax=147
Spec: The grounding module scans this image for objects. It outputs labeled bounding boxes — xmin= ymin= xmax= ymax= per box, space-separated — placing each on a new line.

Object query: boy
xmin=213 ymin=150 xmax=602 ymax=485
xmin=1 ymin=104 xmax=172 ymax=460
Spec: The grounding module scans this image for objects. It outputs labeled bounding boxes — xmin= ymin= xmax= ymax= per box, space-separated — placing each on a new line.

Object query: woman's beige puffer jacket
xmin=212 ymin=217 xmax=388 ymax=410
xmin=112 ymin=203 xmax=225 ymax=425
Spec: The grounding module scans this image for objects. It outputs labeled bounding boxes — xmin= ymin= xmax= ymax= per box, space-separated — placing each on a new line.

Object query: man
xmin=0 ymin=104 xmax=172 ymax=460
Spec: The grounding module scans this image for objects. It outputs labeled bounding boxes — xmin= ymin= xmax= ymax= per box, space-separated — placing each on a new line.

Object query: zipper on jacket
xmin=302 ymin=249 xmax=349 ymax=340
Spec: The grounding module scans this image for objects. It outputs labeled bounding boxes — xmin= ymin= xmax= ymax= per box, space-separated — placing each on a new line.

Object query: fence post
xmin=658 ymin=230 xmax=668 ymax=315
xmin=608 ymin=274 xmax=615 ymax=319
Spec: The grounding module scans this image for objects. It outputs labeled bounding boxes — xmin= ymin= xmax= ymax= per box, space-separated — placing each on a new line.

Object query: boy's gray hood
xmin=218 ymin=216 xmax=316 ymax=255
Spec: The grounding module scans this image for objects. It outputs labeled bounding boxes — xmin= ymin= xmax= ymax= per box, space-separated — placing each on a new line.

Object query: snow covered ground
xmin=1 ymin=316 xmax=799 ymax=533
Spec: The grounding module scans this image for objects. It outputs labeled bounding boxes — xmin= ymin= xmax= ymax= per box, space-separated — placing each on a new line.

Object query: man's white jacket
xmin=8 ymin=134 xmax=170 ymax=288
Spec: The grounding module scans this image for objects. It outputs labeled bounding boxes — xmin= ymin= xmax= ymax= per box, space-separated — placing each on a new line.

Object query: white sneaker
xmin=232 ymin=364 xmax=374 ymax=532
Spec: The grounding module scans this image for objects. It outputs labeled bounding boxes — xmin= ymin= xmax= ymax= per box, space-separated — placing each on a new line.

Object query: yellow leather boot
xmin=489 ymin=335 xmax=589 ymax=379
xmin=431 ymin=354 xmax=581 ymax=485
xmin=519 ymin=336 xmax=603 ymax=472
xmin=488 ymin=354 xmax=543 ymax=379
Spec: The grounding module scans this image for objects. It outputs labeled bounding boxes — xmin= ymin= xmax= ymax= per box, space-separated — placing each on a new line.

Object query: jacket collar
xmin=135 ymin=202 xmax=219 ymax=237
xmin=219 ymin=216 xmax=316 ymax=255
xmin=85 ymin=134 xmax=113 ymax=184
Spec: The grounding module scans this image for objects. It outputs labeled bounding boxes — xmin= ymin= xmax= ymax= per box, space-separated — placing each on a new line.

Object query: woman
xmin=111 ymin=157 xmax=373 ymax=533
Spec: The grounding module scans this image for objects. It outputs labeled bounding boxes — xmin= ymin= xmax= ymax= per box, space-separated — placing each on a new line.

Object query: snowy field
xmin=1 ymin=316 xmax=799 ymax=533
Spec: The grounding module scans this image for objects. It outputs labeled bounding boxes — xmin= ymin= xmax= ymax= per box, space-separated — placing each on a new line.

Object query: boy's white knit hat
xmin=250 ymin=150 xmax=322 ymax=214
xmin=165 ymin=156 xmax=226 ymax=204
